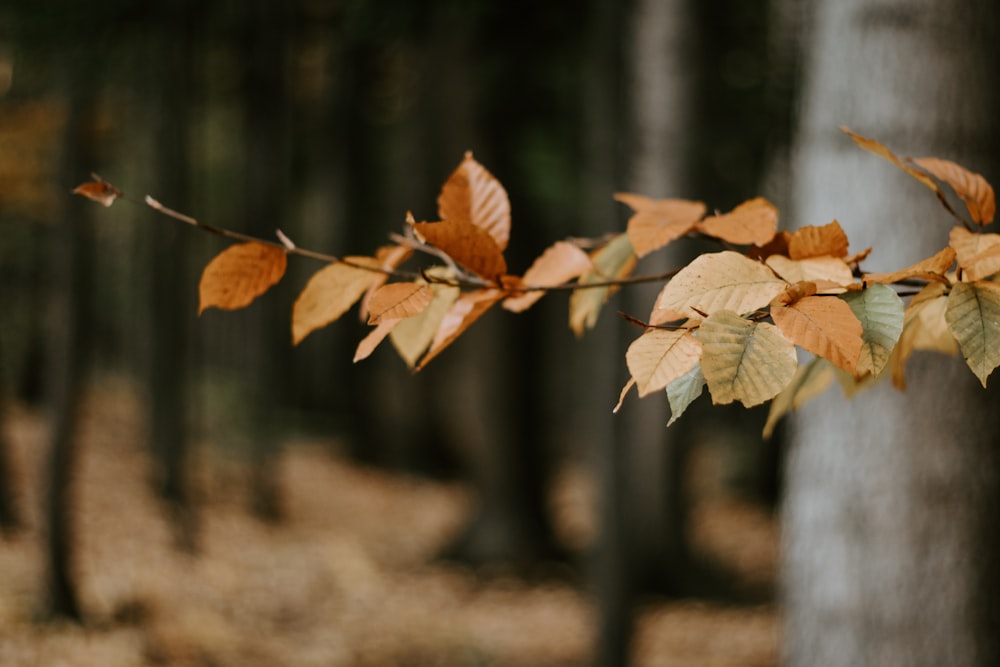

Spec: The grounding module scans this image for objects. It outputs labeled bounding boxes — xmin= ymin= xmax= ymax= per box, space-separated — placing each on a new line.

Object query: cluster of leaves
xmin=73 ymin=128 xmax=999 ymax=435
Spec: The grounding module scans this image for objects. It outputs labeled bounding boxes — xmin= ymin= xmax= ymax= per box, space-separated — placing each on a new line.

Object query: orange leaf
xmin=359 ymin=244 xmax=414 ymax=321
xmin=615 ymin=193 xmax=705 ymax=257
xmin=949 ymin=227 xmax=1000 ymax=281
xmin=696 ymin=197 xmax=778 ymax=247
xmin=72 ymin=178 xmax=122 ymax=207
xmin=354 ymin=318 xmax=402 ymax=362
xmin=841 ymin=127 xmax=940 ymax=193
xmin=198 ymin=242 xmax=287 ymax=314
xmin=292 ymin=257 xmax=381 ymax=345
xmin=625 ymin=328 xmax=702 ymax=397
xmin=771 ymin=295 xmax=863 ymax=375
xmin=416 ymin=289 xmax=504 ymax=370
xmin=862 ymin=246 xmax=956 ymax=285
xmin=411 ymin=217 xmax=507 ymax=281
xmin=787 ymin=220 xmax=849 ymax=259
xmin=366 ymin=282 xmax=433 ymax=324
xmin=503 ymin=241 xmax=593 ymax=313
xmin=765 ymin=255 xmax=853 ymax=292
xmin=912 ymin=157 xmax=995 ymax=225
xmin=438 ymin=152 xmax=511 ymax=251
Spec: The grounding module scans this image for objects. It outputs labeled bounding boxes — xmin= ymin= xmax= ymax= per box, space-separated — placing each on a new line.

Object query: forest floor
xmin=0 ymin=376 xmax=779 ymax=667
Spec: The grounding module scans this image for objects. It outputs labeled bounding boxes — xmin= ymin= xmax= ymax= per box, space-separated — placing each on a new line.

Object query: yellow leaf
xmin=437 ymin=152 xmax=511 ymax=251
xmin=416 ymin=288 xmax=504 ymax=370
xmin=696 ymin=197 xmax=778 ymax=247
xmin=367 ymin=282 xmax=433 ymax=324
xmin=787 ymin=220 xmax=849 ymax=259
xmin=945 ymin=281 xmax=1000 ymax=387
xmin=698 ymin=310 xmax=798 ymax=407
xmin=771 ymin=295 xmax=863 ymax=375
xmin=762 ymin=357 xmax=834 ymax=439
xmin=504 ymin=241 xmax=593 ymax=313
xmin=625 ymin=328 xmax=702 ymax=397
xmin=411 ymin=217 xmax=508 ymax=282
xmin=615 ymin=193 xmax=705 ymax=257
xmin=891 ymin=282 xmax=956 ymax=389
xmin=913 ymin=156 xmax=995 ymax=225
xmin=390 ymin=275 xmax=461 ymax=368
xmin=654 ymin=251 xmax=787 ymax=319
xmin=765 ymin=255 xmax=853 ymax=292
xmin=949 ymin=227 xmax=1000 ymax=281
xmin=569 ymin=233 xmax=637 ymax=335
xmin=863 ymin=246 xmax=956 ymax=285
xmin=198 ymin=242 xmax=287 ymax=314
xmin=291 ymin=257 xmax=380 ymax=345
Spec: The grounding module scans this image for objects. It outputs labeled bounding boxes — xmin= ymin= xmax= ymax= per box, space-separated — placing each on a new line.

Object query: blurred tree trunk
xmin=784 ymin=1 xmax=1000 ymax=664
xmin=0 ymin=337 xmax=21 ymax=535
xmin=147 ymin=3 xmax=198 ymax=551
xmin=43 ymin=67 xmax=96 ymax=622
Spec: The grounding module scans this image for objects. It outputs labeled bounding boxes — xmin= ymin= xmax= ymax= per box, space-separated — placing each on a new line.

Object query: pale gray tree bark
xmin=784 ymin=1 xmax=1000 ymax=665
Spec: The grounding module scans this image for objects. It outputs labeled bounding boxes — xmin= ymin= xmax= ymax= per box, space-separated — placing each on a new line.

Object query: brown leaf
xmin=949 ymin=227 xmax=1000 ymax=281
xmin=292 ymin=257 xmax=381 ymax=345
xmin=615 ymin=193 xmax=705 ymax=257
xmin=438 ymin=152 xmax=511 ymax=251
xmin=771 ymin=295 xmax=863 ymax=375
xmin=787 ymin=220 xmax=849 ymax=259
xmin=862 ymin=246 xmax=956 ymax=285
xmin=366 ymin=282 xmax=433 ymax=324
xmin=411 ymin=218 xmax=507 ymax=282
xmin=503 ymin=241 xmax=593 ymax=313
xmin=73 ymin=178 xmax=122 ymax=207
xmin=359 ymin=244 xmax=414 ymax=321
xmin=765 ymin=255 xmax=853 ymax=292
xmin=416 ymin=289 xmax=504 ymax=370
xmin=198 ymin=242 xmax=287 ymax=314
xmin=696 ymin=197 xmax=778 ymax=247
xmin=913 ymin=157 xmax=995 ymax=225
xmin=841 ymin=127 xmax=940 ymax=193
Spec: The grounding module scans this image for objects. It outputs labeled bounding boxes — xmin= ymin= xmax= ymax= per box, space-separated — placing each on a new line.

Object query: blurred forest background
xmin=8 ymin=0 xmax=976 ymax=665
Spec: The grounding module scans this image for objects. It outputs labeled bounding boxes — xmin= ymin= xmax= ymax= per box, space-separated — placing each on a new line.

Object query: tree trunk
xmin=784 ymin=1 xmax=1000 ymax=664
xmin=0 ymin=335 xmax=21 ymax=535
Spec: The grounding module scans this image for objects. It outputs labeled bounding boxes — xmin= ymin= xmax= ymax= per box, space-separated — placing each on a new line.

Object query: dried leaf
xmin=765 ymin=255 xmax=853 ymax=292
xmin=503 ymin=241 xmax=593 ymax=313
xmin=945 ymin=281 xmax=1000 ymax=387
xmin=863 ymin=246 xmax=956 ymax=285
xmin=949 ymin=227 xmax=1000 ymax=281
xmin=841 ymin=126 xmax=940 ymax=194
xmin=73 ymin=178 xmax=122 ymax=207
xmin=912 ymin=156 xmax=995 ymax=225
xmin=625 ymin=328 xmax=702 ymax=397
xmin=698 ymin=310 xmax=797 ymax=408
xmin=391 ymin=271 xmax=461 ymax=368
xmin=762 ymin=357 xmax=834 ymax=439
xmin=292 ymin=257 xmax=381 ymax=345
xmin=198 ymin=242 xmax=287 ymax=314
xmin=438 ymin=152 xmax=511 ymax=251
xmin=411 ymin=217 xmax=507 ymax=281
xmin=787 ymin=220 xmax=849 ymax=259
xmin=654 ymin=251 xmax=787 ymax=319
xmin=840 ymin=283 xmax=904 ymax=378
xmin=416 ymin=288 xmax=505 ymax=370
xmin=569 ymin=233 xmax=637 ymax=335
xmin=696 ymin=197 xmax=778 ymax=247
xmin=613 ymin=378 xmax=636 ymax=413
xmin=354 ymin=318 xmax=402 ymax=363
xmin=359 ymin=244 xmax=414 ymax=321
xmin=367 ymin=282 xmax=433 ymax=324
xmin=614 ymin=193 xmax=705 ymax=257
xmin=666 ymin=365 xmax=706 ymax=427
xmin=891 ymin=282 xmax=956 ymax=389
xmin=771 ymin=295 xmax=863 ymax=375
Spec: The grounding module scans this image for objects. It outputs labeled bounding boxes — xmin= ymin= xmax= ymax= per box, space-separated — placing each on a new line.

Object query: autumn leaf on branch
xmin=770 ymin=288 xmax=863 ymax=375
xmin=840 ymin=283 xmax=904 ymax=379
xmin=949 ymin=227 xmax=1000 ymax=281
xmin=389 ymin=270 xmax=461 ymax=367
xmin=891 ymin=282 xmax=956 ymax=389
xmin=410 ymin=216 xmax=508 ymax=282
xmin=198 ymin=242 xmax=287 ymax=314
xmin=614 ymin=192 xmax=706 ymax=257
xmin=292 ymin=257 xmax=382 ymax=345
xmin=696 ymin=197 xmax=778 ymax=247
xmin=945 ymin=281 xmax=1000 ymax=387
xmin=73 ymin=175 xmax=122 ymax=207
xmin=698 ymin=310 xmax=798 ymax=408
xmin=438 ymin=152 xmax=512 ymax=251
xmin=654 ymin=250 xmax=787 ymax=319
xmin=765 ymin=254 xmax=853 ymax=292
xmin=625 ymin=327 xmax=702 ymax=397
xmin=862 ymin=246 xmax=956 ymax=285
xmin=359 ymin=244 xmax=414 ymax=322
xmin=416 ymin=289 xmax=505 ymax=370
xmin=912 ymin=157 xmax=996 ymax=225
xmin=665 ymin=365 xmax=707 ymax=427
xmin=762 ymin=357 xmax=835 ymax=439
xmin=503 ymin=240 xmax=593 ymax=313
xmin=569 ymin=233 xmax=637 ymax=335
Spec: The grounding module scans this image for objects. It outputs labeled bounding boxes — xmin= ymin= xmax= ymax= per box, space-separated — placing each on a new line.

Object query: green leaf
xmin=569 ymin=233 xmax=637 ymax=335
xmin=840 ymin=284 xmax=904 ymax=378
xmin=698 ymin=310 xmax=798 ymax=408
xmin=945 ymin=281 xmax=1000 ymax=387
xmin=666 ymin=365 xmax=706 ymax=427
